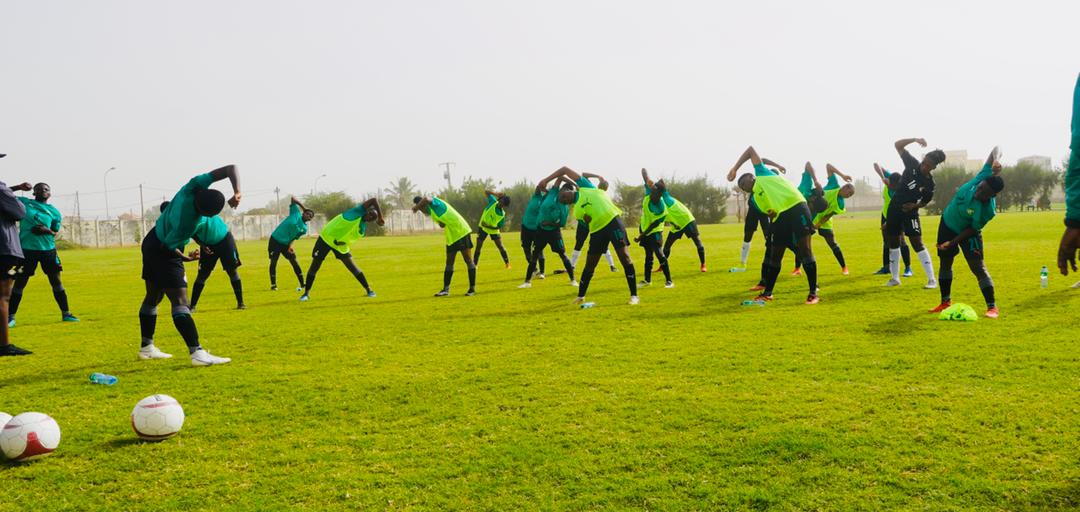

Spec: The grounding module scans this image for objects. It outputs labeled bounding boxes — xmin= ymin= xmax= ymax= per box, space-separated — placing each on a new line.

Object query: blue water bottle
xmin=580 ymin=302 xmax=596 ymax=309
xmin=89 ymin=372 xmax=117 ymax=385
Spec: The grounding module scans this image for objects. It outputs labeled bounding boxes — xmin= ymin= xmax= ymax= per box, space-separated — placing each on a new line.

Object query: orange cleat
xmin=841 ymin=267 xmax=850 ymax=275
xmin=749 ymin=284 xmax=766 ymax=292
xmin=505 ymin=263 xmax=512 ymax=269
xmin=700 ymin=264 xmax=707 ymax=273
xmin=805 ymin=295 xmax=820 ymax=305
xmin=791 ymin=268 xmax=802 ymax=276
xmin=985 ymin=307 xmax=999 ymax=319
xmin=928 ymin=301 xmax=951 ymax=313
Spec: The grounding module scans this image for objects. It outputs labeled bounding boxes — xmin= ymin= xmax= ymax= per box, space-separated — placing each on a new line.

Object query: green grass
xmin=2 ymin=211 xmax=1079 ymax=511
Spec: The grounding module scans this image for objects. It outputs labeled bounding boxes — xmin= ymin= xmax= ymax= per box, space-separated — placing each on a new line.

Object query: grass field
xmin=2 ymin=210 xmax=1079 ymax=511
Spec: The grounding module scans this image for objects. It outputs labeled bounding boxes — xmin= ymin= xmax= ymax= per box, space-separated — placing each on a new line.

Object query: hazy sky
xmin=2 ymin=1 xmax=1077 ymax=217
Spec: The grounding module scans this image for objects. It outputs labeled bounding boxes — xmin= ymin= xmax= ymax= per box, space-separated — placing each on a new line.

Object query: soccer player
xmin=539 ymin=167 xmax=639 ymax=305
xmin=873 ymin=163 xmax=913 ymax=277
xmin=883 ymin=138 xmax=945 ymax=288
xmin=138 ymin=164 xmax=240 ymax=366
xmin=929 ymin=147 xmax=1005 ymax=318
xmin=300 ymin=198 xmax=383 ymax=301
xmin=0 ymin=168 xmax=31 ymax=356
xmin=655 ymin=178 xmax=707 ymax=273
xmin=519 ymin=178 xmax=577 ymax=288
xmin=188 ymin=215 xmax=244 ymax=312
xmin=565 ymin=177 xmax=618 ymax=274
xmin=268 ymin=196 xmax=315 ymax=291
xmin=519 ymin=188 xmax=547 ymax=279
xmin=729 ymin=146 xmax=819 ymax=304
xmin=413 ymin=195 xmax=476 ymax=297
xmin=7 ymin=182 xmax=79 ymax=327
xmin=793 ymin=164 xmax=855 ymax=274
xmin=474 ymin=190 xmax=511 ymax=268
xmin=638 ymin=169 xmax=673 ymax=288
xmin=1058 ymin=73 xmax=1080 ymax=279
xmin=727 ymin=158 xmax=786 ymax=291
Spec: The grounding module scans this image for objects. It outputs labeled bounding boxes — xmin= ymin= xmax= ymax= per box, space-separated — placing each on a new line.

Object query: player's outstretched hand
xmin=183 ymin=250 xmax=200 ymax=262
xmin=12 ymin=182 xmax=32 ymax=191
xmin=1058 ymin=227 xmax=1080 ymax=275
xmin=228 ymin=193 xmax=242 ymax=209
xmin=915 ymin=138 xmax=928 ymax=147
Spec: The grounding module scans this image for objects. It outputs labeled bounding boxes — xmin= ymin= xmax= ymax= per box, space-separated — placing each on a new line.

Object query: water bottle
xmin=741 ymin=299 xmax=766 ymax=307
xmin=728 ymin=267 xmax=747 ymax=273
xmin=89 ymin=372 xmax=117 ymax=386
xmin=1040 ymin=266 xmax=1049 ymax=289
xmin=579 ymin=302 xmax=596 ymax=309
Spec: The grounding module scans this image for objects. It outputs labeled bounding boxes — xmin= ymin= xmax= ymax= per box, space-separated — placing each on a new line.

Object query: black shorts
xmin=199 ymin=233 xmax=242 ymax=273
xmin=21 ymin=249 xmax=62 ymax=276
xmin=745 ymin=207 xmax=770 ymax=234
xmin=638 ymin=231 xmax=663 ymax=249
xmin=141 ymin=229 xmax=187 ymax=289
xmin=574 ymin=222 xmax=589 ymax=250
xmin=885 ymin=204 xmax=923 ymax=237
xmin=0 ymin=256 xmax=24 ymax=281
xmin=447 ymin=234 xmax=474 ymax=254
xmin=535 ymin=229 xmax=566 ymax=253
xmin=769 ymin=203 xmax=815 ymax=250
xmin=312 ymin=237 xmax=352 ymax=262
xmin=668 ymin=221 xmax=700 ymax=241
xmin=268 ymin=238 xmax=297 ymax=261
xmin=520 ymin=227 xmax=537 ymax=249
xmin=937 ymin=219 xmax=984 ymax=260
xmin=588 ymin=217 xmax=630 ymax=255
xmin=478 ymin=231 xmax=501 ymax=242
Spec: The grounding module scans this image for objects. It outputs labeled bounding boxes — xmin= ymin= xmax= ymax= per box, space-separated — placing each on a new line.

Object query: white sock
xmin=570 ymin=250 xmax=580 ymax=267
xmin=604 ymin=251 xmax=615 ymax=268
xmin=889 ymin=248 xmax=901 ymax=281
xmin=740 ymin=242 xmax=751 ymax=266
xmin=917 ymin=249 xmax=936 ymax=282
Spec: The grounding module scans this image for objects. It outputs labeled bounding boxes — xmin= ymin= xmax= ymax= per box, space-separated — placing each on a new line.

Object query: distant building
xmin=942 ymin=150 xmax=984 ymax=172
xmin=1017 ymin=155 xmax=1052 ymax=170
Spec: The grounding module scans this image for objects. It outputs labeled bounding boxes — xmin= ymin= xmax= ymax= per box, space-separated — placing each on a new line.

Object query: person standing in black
xmin=884 ymin=138 xmax=945 ymax=288
xmin=0 ymin=154 xmax=31 ymax=356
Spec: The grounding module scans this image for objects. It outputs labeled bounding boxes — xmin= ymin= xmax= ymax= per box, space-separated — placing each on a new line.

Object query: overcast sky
xmin=2 ymin=1 xmax=1077 ymax=217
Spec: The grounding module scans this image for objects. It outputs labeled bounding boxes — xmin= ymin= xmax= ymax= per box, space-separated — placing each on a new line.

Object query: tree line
xmin=925 ymin=162 xmax=1063 ymax=215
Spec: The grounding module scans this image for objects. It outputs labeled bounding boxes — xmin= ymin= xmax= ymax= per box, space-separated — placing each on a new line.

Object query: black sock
xmin=696 ymin=242 xmax=706 ymax=265
xmin=353 ymin=269 xmax=371 ymax=292
xmin=659 ymin=254 xmax=672 ymax=282
xmin=8 ymin=288 xmax=23 ymax=317
xmin=171 ymin=308 xmax=200 ymax=351
xmin=443 ymin=265 xmax=453 ymax=290
xmin=539 ymin=256 xmax=546 ymax=274
xmin=230 ymin=277 xmax=244 ymax=306
xmin=289 ymin=260 xmax=304 ymax=287
xmin=939 ymin=262 xmax=954 ymax=302
xmin=625 ymin=263 xmax=638 ymax=296
xmin=304 ymin=259 xmax=323 ymax=293
xmin=269 ymin=257 xmax=278 ymax=287
xmin=189 ymin=281 xmax=205 ymax=309
xmin=578 ymin=266 xmax=595 ymax=297
xmin=881 ymin=244 xmax=890 ymax=268
xmin=830 ymin=245 xmax=846 ymax=268
xmin=559 ymin=254 xmax=575 ymax=281
xmin=804 ymin=260 xmax=818 ymax=295
xmin=52 ymin=287 xmax=70 ymax=313
xmin=467 ymin=266 xmax=476 ymax=290
xmin=901 ymin=244 xmax=911 ymax=268
xmin=499 ymin=247 xmax=509 ymax=264
xmin=979 ymin=275 xmax=996 ymax=308
xmin=139 ymin=306 xmax=157 ymax=347
xmin=764 ymin=263 xmax=781 ymax=294
xmin=643 ymin=252 xmax=653 ymax=281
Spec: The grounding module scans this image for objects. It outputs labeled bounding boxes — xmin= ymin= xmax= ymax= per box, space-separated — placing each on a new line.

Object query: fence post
xmin=94 ymin=220 xmax=100 ymax=248
xmin=118 ymin=220 xmax=125 ymax=247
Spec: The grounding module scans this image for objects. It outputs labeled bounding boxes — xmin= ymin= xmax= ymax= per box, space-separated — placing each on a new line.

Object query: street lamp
xmin=103 ymin=167 xmax=116 ymax=219
xmin=312 ymin=173 xmax=327 ymax=195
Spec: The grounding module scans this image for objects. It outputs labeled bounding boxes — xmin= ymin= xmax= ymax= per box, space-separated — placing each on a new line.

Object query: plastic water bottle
xmin=729 ymin=267 xmax=747 ymax=273
xmin=1040 ymin=266 xmax=1049 ymax=289
xmin=89 ymin=373 xmax=117 ymax=386
xmin=741 ymin=299 xmax=766 ymax=307
xmin=579 ymin=302 xmax=596 ymax=309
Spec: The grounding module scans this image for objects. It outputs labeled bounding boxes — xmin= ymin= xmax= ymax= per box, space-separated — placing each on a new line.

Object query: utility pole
xmin=75 ymin=191 xmax=81 ymax=219
xmin=274 ymin=187 xmax=282 ymax=219
xmin=139 ymin=184 xmax=146 ymax=235
xmin=439 ymin=162 xmax=455 ymax=189
xmin=103 ymin=166 xmax=116 ymax=219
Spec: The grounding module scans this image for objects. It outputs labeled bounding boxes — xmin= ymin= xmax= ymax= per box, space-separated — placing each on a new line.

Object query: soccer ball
xmin=131 ymin=395 xmax=185 ymax=441
xmin=0 ymin=412 xmax=61 ymax=461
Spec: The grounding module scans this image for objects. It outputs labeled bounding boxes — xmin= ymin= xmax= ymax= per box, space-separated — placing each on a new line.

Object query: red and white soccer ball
xmin=131 ymin=394 xmax=185 ymax=441
xmin=0 ymin=412 xmax=62 ymax=461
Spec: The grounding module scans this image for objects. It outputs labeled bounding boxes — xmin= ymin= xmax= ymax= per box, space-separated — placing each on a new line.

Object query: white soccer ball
xmin=0 ymin=412 xmax=61 ymax=461
xmin=0 ymin=412 xmax=11 ymax=428
xmin=131 ymin=394 xmax=185 ymax=441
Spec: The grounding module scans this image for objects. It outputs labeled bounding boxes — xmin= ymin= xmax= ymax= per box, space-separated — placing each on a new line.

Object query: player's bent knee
xmin=139 ymin=305 xmax=157 ymax=316
xmin=171 ymin=305 xmax=192 ymax=318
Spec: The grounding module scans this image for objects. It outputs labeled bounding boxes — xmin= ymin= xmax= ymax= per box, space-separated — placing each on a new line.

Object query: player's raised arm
xmin=641 ymin=168 xmax=655 ymax=188
xmin=894 ymin=137 xmax=928 ymax=153
xmin=290 ymin=195 xmax=309 ymax=211
xmin=206 ymin=165 xmax=241 ymax=208
xmin=728 ymin=146 xmax=763 ymax=180
xmin=826 ymin=164 xmax=853 ymax=182
xmin=873 ymin=163 xmax=889 ymax=185
xmin=537 ymin=167 xmax=582 ymax=189
xmin=762 ymin=158 xmax=786 ymax=174
xmin=411 ymin=196 xmax=431 ymax=213
xmin=363 ymin=198 xmax=385 ymax=225
xmin=582 ymin=172 xmax=608 ymax=190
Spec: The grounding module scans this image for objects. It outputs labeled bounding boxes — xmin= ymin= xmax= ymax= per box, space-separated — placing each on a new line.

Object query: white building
xmin=942 ymin=150 xmax=984 ymax=172
xmin=1017 ymin=155 xmax=1052 ymax=170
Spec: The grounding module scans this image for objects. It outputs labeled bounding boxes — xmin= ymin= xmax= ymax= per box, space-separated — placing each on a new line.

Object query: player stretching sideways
xmin=564 ymin=176 xmax=617 ymax=274
xmin=794 ymin=164 xmax=855 ymax=275
xmin=188 ymin=215 xmax=245 ymax=311
xmin=873 ymin=164 xmax=913 ymax=277
xmin=653 ymin=176 xmax=707 ymax=273
xmin=519 ymin=187 xmax=547 ymax=279
xmin=1057 ymin=73 xmax=1080 ymax=281
xmin=638 ymin=169 xmax=674 ymax=288
xmin=138 ymin=165 xmax=240 ymax=366
xmin=930 ymin=147 xmax=1005 ymax=318
xmin=0 ymin=165 xmax=30 ymax=356
xmin=268 ymin=196 xmax=314 ymax=291
xmin=7 ymin=182 xmax=79 ymax=327
xmin=300 ymin=198 xmax=383 ymax=301
xmin=519 ymin=177 xmax=577 ymax=288
xmin=728 ymin=157 xmax=786 ymax=291
xmin=413 ymin=195 xmax=476 ymax=297
xmin=541 ymin=167 xmax=639 ymax=305
xmin=883 ymin=138 xmax=945 ymax=288
xmin=474 ymin=190 xmax=511 ymax=268
xmin=730 ymin=147 xmax=819 ymax=304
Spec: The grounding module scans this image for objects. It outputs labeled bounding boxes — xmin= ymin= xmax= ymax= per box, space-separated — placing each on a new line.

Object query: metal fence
xmin=60 ymin=210 xmax=441 ymax=248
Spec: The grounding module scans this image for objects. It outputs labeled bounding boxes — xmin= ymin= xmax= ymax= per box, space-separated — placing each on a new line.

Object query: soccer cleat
xmin=0 ymin=344 xmax=32 ymax=356
xmin=872 ymin=267 xmax=889 ymax=275
xmin=61 ymin=313 xmax=79 ymax=322
xmin=610 ymin=266 xmax=618 ymax=272
xmin=190 ymin=349 xmax=231 ymax=367
xmin=749 ymin=284 xmax=766 ymax=292
xmin=985 ymin=307 xmax=1000 ymax=319
xmin=665 ymin=281 xmax=675 ymax=288
xmin=928 ymin=301 xmax=951 ymax=313
xmin=753 ymin=294 xmax=774 ymax=302
xmin=638 ymin=280 xmax=651 ymax=287
xmin=573 ymin=297 xmax=585 ymax=305
xmin=7 ymin=316 xmax=14 ymax=328
xmin=553 ymin=269 xmax=566 ymax=275
xmin=885 ymin=279 xmax=901 ymax=287
xmin=924 ymin=279 xmax=938 ymax=289
xmin=903 ymin=268 xmax=914 ymax=278
xmin=537 ymin=273 xmax=546 ymax=280
xmin=366 ymin=290 xmax=377 ymax=298
xmin=236 ymin=304 xmax=246 ymax=310
xmin=700 ymin=264 xmax=707 ymax=273
xmin=138 ymin=344 xmax=173 ymax=360
xmin=791 ymin=268 xmax=802 ymax=276
xmin=569 ymin=280 xmax=579 ymax=287
xmin=465 ymin=289 xmax=476 ymax=296
xmin=841 ymin=267 xmax=849 ymax=276
xmin=299 ymin=294 xmax=310 ymax=302
xmin=517 ymin=282 xmax=532 ymax=289
xmin=805 ymin=295 xmax=820 ymax=305
xmin=270 ymin=285 xmax=278 ymax=291
xmin=296 ymin=286 xmax=304 ymax=292
xmin=505 ymin=263 xmax=512 ymax=269
xmin=628 ymin=296 xmax=640 ymax=305
xmin=434 ymin=290 xmax=450 ymax=297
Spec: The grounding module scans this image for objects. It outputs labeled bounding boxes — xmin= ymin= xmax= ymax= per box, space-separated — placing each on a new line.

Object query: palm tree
xmin=384 ymin=177 xmax=418 ymax=210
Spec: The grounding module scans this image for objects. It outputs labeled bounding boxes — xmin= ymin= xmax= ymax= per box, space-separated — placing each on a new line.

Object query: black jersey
xmin=891 ymin=149 xmax=936 ymax=207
